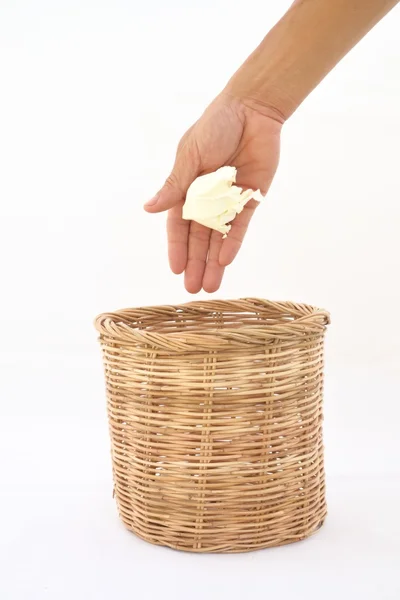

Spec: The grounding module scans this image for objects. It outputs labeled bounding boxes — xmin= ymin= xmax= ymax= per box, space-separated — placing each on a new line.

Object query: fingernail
xmin=144 ymin=192 xmax=159 ymax=208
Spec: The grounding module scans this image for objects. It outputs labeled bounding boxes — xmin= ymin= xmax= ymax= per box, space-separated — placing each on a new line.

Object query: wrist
xmin=223 ymin=19 xmax=303 ymax=121
xmin=222 ymin=83 xmax=292 ymax=125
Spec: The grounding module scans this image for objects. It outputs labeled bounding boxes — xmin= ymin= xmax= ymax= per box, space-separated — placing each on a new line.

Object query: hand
xmin=144 ymin=93 xmax=283 ymax=293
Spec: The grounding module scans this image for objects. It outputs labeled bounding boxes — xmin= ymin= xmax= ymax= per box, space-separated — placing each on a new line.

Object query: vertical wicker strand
xmin=102 ymin=339 xmax=117 ymax=499
xmin=316 ymin=336 xmax=327 ymax=523
xmin=194 ymin=350 xmax=216 ymax=550
xmin=142 ymin=348 xmax=157 ymax=533
xmin=257 ymin=339 xmax=278 ymax=536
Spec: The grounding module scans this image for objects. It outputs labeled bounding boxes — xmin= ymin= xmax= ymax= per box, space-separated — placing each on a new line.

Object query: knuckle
xmin=164 ymin=171 xmax=183 ymax=194
xmin=190 ymin=229 xmax=210 ymax=243
xmin=230 ymin=234 xmax=243 ymax=247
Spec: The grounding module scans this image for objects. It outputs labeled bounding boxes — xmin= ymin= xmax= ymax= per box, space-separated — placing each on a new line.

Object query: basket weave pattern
xmin=95 ymin=299 xmax=330 ymax=553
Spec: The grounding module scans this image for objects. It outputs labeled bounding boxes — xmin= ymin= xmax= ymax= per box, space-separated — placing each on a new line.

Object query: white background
xmin=1 ymin=1 xmax=399 ymax=598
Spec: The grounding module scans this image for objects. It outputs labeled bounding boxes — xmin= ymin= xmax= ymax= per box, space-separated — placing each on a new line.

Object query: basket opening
xmin=112 ymin=304 xmax=305 ymax=336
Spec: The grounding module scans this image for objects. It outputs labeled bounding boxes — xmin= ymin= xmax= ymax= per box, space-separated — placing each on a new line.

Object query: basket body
xmin=95 ymin=299 xmax=330 ymax=553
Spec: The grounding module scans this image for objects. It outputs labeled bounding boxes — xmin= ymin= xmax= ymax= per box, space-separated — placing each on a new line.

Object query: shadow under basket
xmin=95 ymin=298 xmax=330 ymax=553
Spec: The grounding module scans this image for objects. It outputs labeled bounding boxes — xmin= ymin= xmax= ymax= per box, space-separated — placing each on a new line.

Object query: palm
xmin=167 ymin=96 xmax=282 ymax=293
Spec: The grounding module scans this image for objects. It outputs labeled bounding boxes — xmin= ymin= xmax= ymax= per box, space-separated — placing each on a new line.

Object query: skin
xmin=144 ymin=0 xmax=399 ymax=293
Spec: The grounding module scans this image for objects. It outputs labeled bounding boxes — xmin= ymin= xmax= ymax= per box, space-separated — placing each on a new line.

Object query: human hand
xmin=144 ymin=94 xmax=283 ymax=293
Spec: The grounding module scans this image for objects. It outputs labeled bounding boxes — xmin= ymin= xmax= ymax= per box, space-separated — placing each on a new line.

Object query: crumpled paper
xmin=182 ymin=166 xmax=264 ymax=237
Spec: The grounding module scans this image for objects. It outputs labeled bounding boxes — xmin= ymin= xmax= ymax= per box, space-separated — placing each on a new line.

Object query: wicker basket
xmin=95 ymin=298 xmax=330 ymax=553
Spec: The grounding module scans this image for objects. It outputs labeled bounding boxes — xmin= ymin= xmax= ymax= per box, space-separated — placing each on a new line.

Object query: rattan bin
xmin=95 ymin=298 xmax=330 ymax=553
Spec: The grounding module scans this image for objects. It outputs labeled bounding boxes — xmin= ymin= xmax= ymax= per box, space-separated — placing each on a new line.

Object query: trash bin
xmin=95 ymin=298 xmax=330 ymax=552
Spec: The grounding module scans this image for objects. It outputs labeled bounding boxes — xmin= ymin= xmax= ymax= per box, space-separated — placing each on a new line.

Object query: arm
xmin=145 ymin=0 xmax=399 ymax=294
xmin=226 ymin=0 xmax=399 ymax=119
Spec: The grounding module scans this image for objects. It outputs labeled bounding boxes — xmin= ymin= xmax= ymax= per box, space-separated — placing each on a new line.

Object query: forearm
xmin=225 ymin=0 xmax=399 ymax=120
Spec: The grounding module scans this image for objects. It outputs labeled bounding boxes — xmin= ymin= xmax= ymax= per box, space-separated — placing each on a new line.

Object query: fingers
xmin=167 ymin=209 xmax=224 ymax=291
xmin=184 ymin=222 xmax=211 ymax=294
xmin=218 ymin=200 xmax=258 ymax=267
xmin=167 ymin=184 xmax=260 ymax=290
xmin=203 ymin=230 xmax=225 ymax=293
xmin=167 ymin=202 xmax=189 ymax=274
xmin=144 ymin=135 xmax=200 ymax=213
xmin=171 ymin=197 xmax=257 ymax=291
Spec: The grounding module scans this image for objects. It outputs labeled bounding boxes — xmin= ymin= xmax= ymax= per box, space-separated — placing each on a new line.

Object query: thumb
xmin=144 ymin=140 xmax=200 ymax=213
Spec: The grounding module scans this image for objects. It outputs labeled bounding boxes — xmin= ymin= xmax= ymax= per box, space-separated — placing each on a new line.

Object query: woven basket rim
xmin=94 ymin=298 xmax=330 ymax=350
